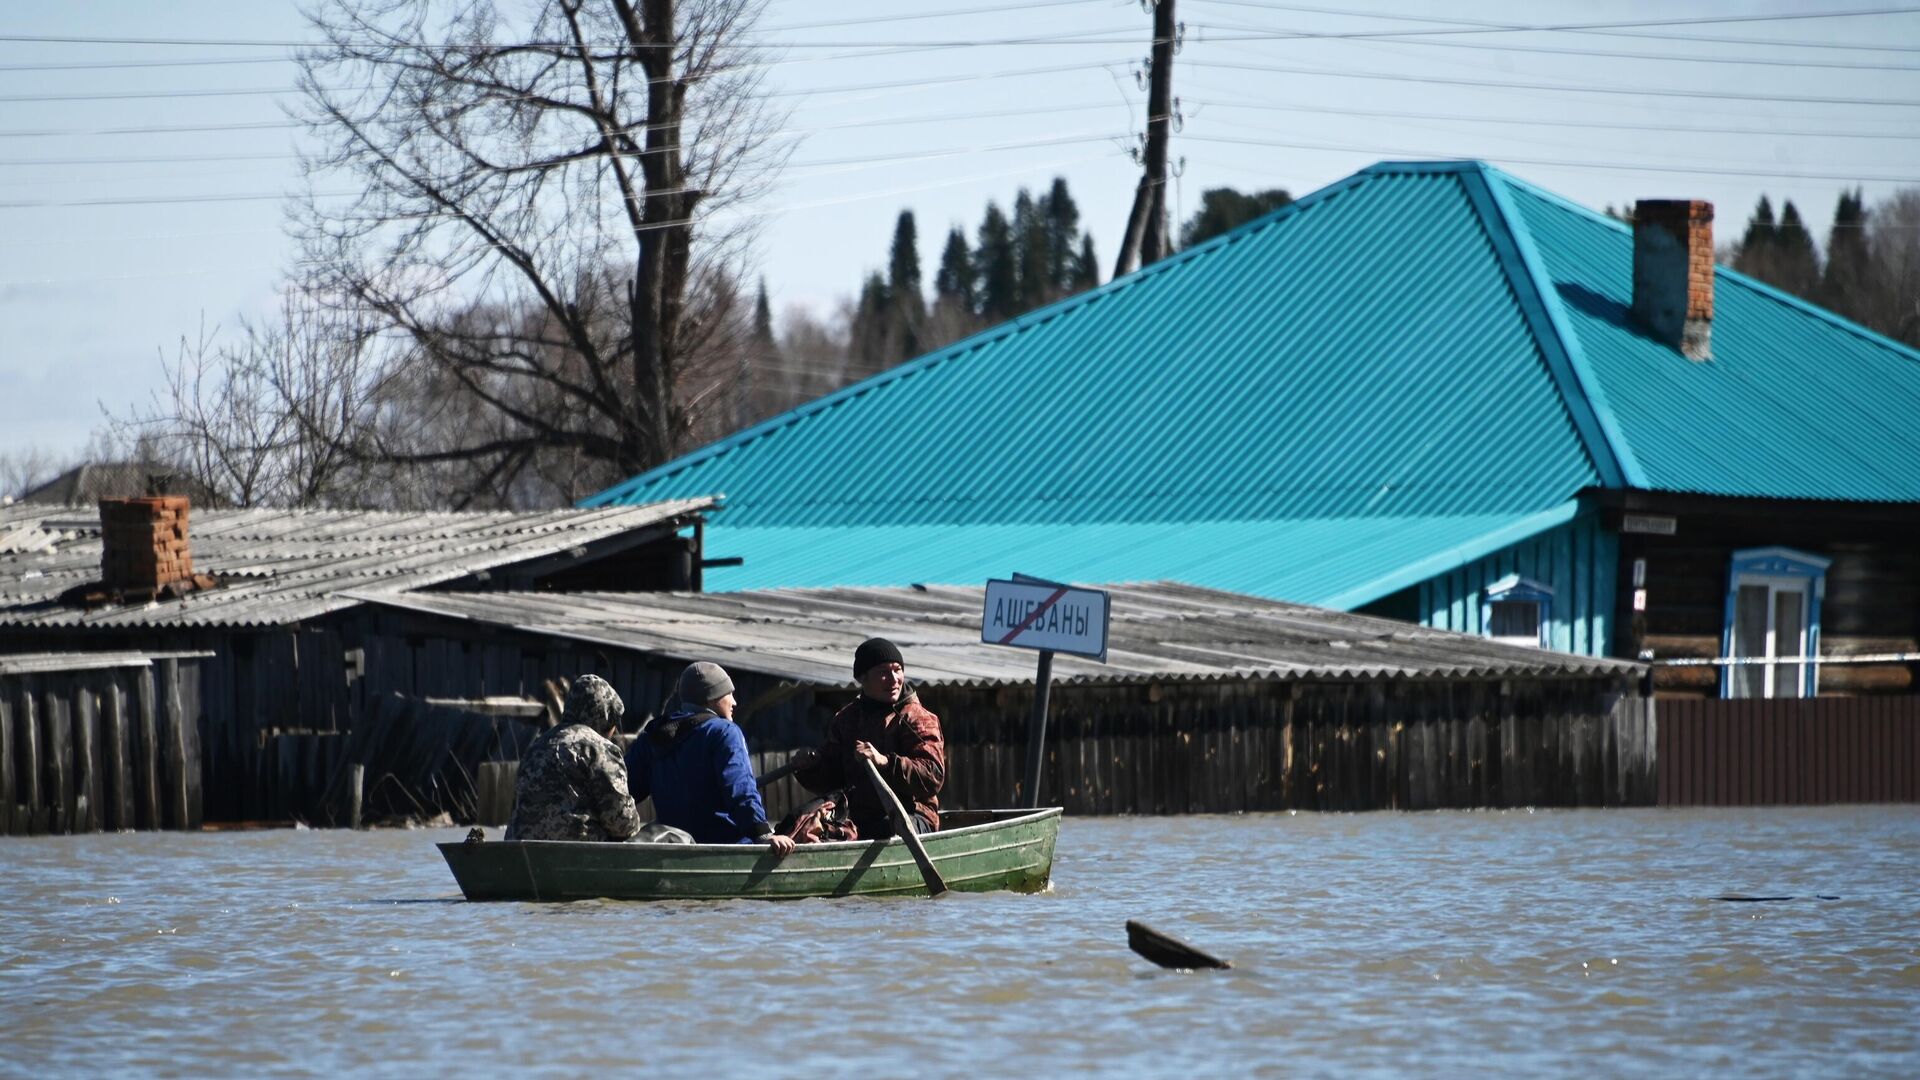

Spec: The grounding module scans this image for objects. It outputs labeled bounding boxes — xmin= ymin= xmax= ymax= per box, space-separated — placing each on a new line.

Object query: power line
xmin=1194 ymin=17 xmax=1920 ymax=71
xmin=0 ymin=127 xmax=1130 ymax=209
xmin=1185 ymin=95 xmax=1920 ymax=142
xmin=1187 ymin=57 xmax=1920 ymax=108
xmin=1191 ymin=0 xmax=1920 ymax=54
xmin=1181 ymin=131 xmax=1920 ymax=185
xmin=0 ymin=100 xmax=1134 ymax=168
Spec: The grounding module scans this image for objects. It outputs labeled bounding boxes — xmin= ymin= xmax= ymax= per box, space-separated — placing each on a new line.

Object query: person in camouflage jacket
xmin=504 ymin=674 xmax=644 ymax=842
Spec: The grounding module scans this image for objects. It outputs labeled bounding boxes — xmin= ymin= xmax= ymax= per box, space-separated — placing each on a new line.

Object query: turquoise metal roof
xmin=590 ymin=163 xmax=1606 ymax=525
xmin=694 ymin=502 xmax=1585 ymax=609
xmin=590 ymin=160 xmax=1920 ymax=600
xmin=1495 ymin=174 xmax=1920 ymax=501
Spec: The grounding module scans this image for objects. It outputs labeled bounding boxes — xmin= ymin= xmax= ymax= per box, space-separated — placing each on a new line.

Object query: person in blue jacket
xmin=626 ymin=661 xmax=795 ymax=858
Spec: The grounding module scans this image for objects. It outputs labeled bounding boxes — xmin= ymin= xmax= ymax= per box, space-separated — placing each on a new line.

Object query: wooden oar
xmin=1126 ymin=920 xmax=1231 ymax=970
xmin=861 ymin=757 xmax=947 ymax=897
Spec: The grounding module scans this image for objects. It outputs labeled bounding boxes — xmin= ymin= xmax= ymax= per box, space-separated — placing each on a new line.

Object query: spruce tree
xmin=1772 ymin=200 xmax=1821 ymax=299
xmin=850 ymin=271 xmax=892 ymax=375
xmin=752 ymin=278 xmax=776 ymax=353
xmin=1821 ymin=188 xmax=1872 ymax=322
xmin=1011 ymin=188 xmax=1050 ymax=313
xmin=1178 ymin=187 xmax=1293 ymax=248
xmin=975 ymin=202 xmax=1020 ymax=323
xmin=887 ymin=210 xmax=926 ymax=361
xmin=935 ymin=227 xmax=976 ymax=314
xmin=1073 ymin=234 xmax=1099 ymax=291
xmin=1042 ymin=177 xmax=1081 ymax=296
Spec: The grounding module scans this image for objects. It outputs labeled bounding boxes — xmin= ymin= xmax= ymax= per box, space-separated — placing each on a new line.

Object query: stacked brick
xmin=99 ymin=496 xmax=194 ymax=591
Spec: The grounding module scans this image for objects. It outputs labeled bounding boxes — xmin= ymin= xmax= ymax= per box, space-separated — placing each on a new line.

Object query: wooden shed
xmin=353 ymin=582 xmax=1653 ymax=819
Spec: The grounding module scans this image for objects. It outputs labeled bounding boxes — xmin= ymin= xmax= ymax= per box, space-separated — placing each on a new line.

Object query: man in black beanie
xmin=792 ymin=636 xmax=945 ymax=837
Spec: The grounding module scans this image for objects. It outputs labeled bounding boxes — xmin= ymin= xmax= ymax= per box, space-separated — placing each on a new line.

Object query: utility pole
xmin=1113 ymin=0 xmax=1177 ymax=279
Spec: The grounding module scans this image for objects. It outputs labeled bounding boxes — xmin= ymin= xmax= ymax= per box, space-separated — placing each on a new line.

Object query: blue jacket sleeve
xmin=714 ymin=723 xmax=772 ymax=840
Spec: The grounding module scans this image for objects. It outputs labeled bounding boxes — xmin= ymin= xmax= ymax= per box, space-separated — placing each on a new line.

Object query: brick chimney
xmin=99 ymin=496 xmax=193 ymax=592
xmin=1631 ymin=198 xmax=1713 ymax=361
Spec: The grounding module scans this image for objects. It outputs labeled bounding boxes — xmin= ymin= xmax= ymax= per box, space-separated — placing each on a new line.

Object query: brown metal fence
xmin=1657 ymin=696 xmax=1920 ymax=806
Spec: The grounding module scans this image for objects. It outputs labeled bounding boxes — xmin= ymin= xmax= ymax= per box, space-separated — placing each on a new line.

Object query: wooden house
xmin=585 ymin=162 xmax=1920 ymax=704
xmin=0 ymin=496 xmax=714 ymax=828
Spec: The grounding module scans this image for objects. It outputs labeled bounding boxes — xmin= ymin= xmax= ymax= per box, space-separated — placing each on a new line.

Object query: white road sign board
xmin=981 ymin=578 xmax=1110 ymax=662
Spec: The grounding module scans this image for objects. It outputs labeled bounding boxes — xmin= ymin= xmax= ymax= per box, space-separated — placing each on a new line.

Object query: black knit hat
xmin=853 ymin=637 xmax=904 ymax=678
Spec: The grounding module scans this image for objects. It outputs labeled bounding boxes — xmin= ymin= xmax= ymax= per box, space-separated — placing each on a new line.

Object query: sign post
xmin=981 ymin=576 xmax=1110 ymax=808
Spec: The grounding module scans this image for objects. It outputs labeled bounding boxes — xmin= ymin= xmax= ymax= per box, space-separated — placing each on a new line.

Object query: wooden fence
xmin=1 ymin=658 xmax=203 ymax=836
xmin=1657 ymin=695 xmax=1920 ymax=805
xmin=932 ymin=679 xmax=1654 ymax=814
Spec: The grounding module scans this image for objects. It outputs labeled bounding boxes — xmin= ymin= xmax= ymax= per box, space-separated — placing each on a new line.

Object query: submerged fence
xmin=1657 ymin=695 xmax=1919 ymax=806
xmin=1 ymin=656 xmax=203 ymax=836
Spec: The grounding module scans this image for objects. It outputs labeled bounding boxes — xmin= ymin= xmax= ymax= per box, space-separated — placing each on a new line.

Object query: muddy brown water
xmin=4 ymin=807 xmax=1917 ymax=1076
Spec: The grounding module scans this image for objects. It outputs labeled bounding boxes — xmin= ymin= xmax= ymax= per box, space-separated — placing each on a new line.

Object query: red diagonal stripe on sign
xmin=999 ymin=586 xmax=1070 ymax=645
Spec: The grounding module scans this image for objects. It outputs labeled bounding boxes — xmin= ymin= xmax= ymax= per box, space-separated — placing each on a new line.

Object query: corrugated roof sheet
xmin=690 ymin=501 xmax=1584 ymax=607
xmin=351 ymin=581 xmax=1642 ymax=689
xmin=0 ymin=499 xmax=713 ymax=628
xmin=589 ymin=165 xmax=1604 ymax=526
xmin=1497 ymin=176 xmax=1920 ymax=501
xmin=0 ymin=651 xmax=168 ymax=676
xmin=585 ymin=160 xmax=1920 ymax=602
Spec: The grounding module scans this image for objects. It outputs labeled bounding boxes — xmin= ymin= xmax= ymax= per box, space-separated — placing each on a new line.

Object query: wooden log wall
xmin=1658 ymin=695 xmax=1918 ymax=805
xmin=1614 ymin=505 xmax=1920 ymax=697
xmin=0 ymin=660 xmax=204 ymax=835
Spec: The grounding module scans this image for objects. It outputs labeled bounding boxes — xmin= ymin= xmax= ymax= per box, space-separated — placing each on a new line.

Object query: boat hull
xmin=437 ymin=807 xmax=1061 ymax=901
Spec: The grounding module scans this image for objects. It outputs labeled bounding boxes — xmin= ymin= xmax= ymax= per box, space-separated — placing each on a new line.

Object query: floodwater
xmin=3 ymin=808 xmax=1917 ymax=1078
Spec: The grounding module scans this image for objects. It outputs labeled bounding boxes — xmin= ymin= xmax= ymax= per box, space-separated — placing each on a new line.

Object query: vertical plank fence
xmin=1658 ymin=695 xmax=1920 ymax=805
xmin=1 ymin=655 xmax=205 ymax=836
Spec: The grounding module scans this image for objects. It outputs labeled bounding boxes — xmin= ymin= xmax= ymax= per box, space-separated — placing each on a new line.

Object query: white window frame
xmin=1481 ymin=573 xmax=1553 ymax=649
xmin=1721 ymin=546 xmax=1829 ymax=699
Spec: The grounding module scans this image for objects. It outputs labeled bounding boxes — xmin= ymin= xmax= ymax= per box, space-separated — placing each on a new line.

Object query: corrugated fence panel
xmin=1657 ymin=695 xmax=1920 ymax=806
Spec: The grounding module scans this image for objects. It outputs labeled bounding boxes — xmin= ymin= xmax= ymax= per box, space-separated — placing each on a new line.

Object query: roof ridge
xmin=1470 ymin=163 xmax=1645 ymax=489
xmin=581 ymin=170 xmax=1390 ymax=507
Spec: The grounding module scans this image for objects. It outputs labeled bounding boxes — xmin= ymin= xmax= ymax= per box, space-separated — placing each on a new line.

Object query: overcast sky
xmin=4 ymin=0 xmax=1918 ymax=456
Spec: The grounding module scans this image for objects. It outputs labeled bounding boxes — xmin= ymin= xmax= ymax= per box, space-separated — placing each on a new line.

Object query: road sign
xmin=982 ymin=577 xmax=1110 ymax=662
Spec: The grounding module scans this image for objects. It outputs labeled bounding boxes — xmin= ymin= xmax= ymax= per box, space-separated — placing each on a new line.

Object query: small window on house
xmin=1482 ymin=574 xmax=1553 ymax=648
xmin=1723 ymin=547 xmax=1828 ymax=699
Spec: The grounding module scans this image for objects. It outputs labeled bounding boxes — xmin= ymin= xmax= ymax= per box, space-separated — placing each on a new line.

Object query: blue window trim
xmin=1720 ymin=546 xmax=1829 ymax=698
xmin=1482 ymin=573 xmax=1554 ymax=648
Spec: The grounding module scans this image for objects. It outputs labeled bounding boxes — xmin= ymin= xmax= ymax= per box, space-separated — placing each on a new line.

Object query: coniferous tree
xmin=1042 ymin=177 xmax=1081 ymax=294
xmin=1178 ymin=187 xmax=1293 ymax=248
xmin=849 ymin=271 xmax=891 ymax=375
xmin=1772 ymin=200 xmax=1821 ymax=299
xmin=1073 ymin=234 xmax=1099 ymax=291
xmin=886 ymin=210 xmax=926 ymax=361
xmin=934 ymin=227 xmax=976 ymax=314
xmin=752 ymin=278 xmax=776 ymax=352
xmin=1011 ymin=188 xmax=1051 ymax=313
xmin=1740 ymin=195 xmax=1777 ymax=254
xmin=975 ymin=202 xmax=1020 ymax=323
xmin=1821 ymin=188 xmax=1873 ymax=323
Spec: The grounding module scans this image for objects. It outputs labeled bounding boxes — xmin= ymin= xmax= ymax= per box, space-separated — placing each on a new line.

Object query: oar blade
xmin=1126 ymin=920 xmax=1231 ymax=970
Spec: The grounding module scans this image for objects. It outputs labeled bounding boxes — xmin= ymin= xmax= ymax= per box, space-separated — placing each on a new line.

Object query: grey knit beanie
xmin=678 ymin=661 xmax=735 ymax=706
xmin=564 ymin=674 xmax=625 ymax=730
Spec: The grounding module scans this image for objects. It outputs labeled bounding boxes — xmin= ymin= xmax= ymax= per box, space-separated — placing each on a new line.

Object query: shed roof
xmin=0 ymin=499 xmax=713 ymax=628
xmin=352 ymin=580 xmax=1642 ymax=689
xmin=585 ymin=161 xmax=1920 ymax=598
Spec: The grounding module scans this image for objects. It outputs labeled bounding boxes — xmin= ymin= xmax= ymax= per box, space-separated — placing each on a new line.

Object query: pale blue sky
xmin=4 ymin=1 xmax=1918 ymax=454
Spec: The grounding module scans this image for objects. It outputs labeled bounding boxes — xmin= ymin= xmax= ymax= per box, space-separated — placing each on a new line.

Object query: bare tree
xmin=112 ymin=297 xmax=391 ymax=508
xmin=294 ymin=0 xmax=786 ymax=503
xmin=1867 ymin=189 xmax=1920 ymax=347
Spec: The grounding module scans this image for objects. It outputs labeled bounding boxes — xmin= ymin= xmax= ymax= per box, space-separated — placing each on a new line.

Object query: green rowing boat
xmin=438 ymin=807 xmax=1062 ymax=901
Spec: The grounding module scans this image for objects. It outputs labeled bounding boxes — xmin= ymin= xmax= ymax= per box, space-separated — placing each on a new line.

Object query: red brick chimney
xmin=1631 ymin=199 xmax=1713 ymax=361
xmin=99 ymin=496 xmax=194 ymax=592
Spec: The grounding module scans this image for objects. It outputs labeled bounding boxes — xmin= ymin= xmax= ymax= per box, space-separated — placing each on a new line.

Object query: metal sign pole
xmin=1023 ymin=649 xmax=1054 ymax=808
